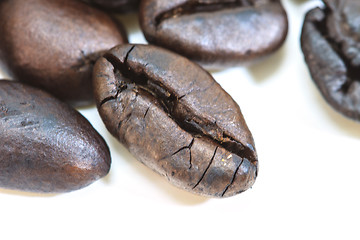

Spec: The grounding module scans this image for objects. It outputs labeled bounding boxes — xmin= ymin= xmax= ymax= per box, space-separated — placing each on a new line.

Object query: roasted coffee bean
xmin=0 ymin=0 xmax=127 ymax=107
xmin=93 ymin=44 xmax=258 ymax=197
xmin=139 ymin=0 xmax=288 ymax=68
xmin=301 ymin=0 xmax=360 ymax=121
xmin=82 ymin=0 xmax=140 ymax=13
xmin=0 ymin=80 xmax=111 ymax=193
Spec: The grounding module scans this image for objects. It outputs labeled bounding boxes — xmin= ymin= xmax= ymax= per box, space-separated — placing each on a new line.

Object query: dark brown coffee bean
xmin=301 ymin=0 xmax=360 ymax=121
xmin=93 ymin=44 xmax=258 ymax=197
xmin=0 ymin=0 xmax=127 ymax=107
xmin=139 ymin=0 xmax=288 ymax=67
xmin=82 ymin=0 xmax=140 ymax=13
xmin=0 ymin=80 xmax=111 ymax=193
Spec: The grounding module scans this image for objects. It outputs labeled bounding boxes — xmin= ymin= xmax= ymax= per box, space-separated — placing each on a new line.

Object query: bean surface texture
xmin=0 ymin=80 xmax=111 ymax=193
xmin=139 ymin=0 xmax=288 ymax=67
xmin=93 ymin=44 xmax=258 ymax=197
xmin=301 ymin=0 xmax=360 ymax=120
xmin=0 ymin=0 xmax=127 ymax=106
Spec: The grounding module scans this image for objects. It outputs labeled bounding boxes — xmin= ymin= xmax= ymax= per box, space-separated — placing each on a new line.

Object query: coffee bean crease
xmin=301 ymin=0 xmax=360 ymax=120
xmin=93 ymin=44 xmax=258 ymax=197
xmin=102 ymin=46 xmax=256 ymax=162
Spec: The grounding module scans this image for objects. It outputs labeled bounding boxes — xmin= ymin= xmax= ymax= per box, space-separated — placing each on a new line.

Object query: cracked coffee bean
xmin=139 ymin=0 xmax=288 ymax=68
xmin=0 ymin=0 xmax=127 ymax=107
xmin=301 ymin=0 xmax=360 ymax=120
xmin=93 ymin=44 xmax=258 ymax=197
xmin=0 ymin=80 xmax=111 ymax=193
xmin=82 ymin=0 xmax=140 ymax=13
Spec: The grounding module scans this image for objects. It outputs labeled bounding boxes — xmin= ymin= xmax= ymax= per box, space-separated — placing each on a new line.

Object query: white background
xmin=1 ymin=1 xmax=360 ymax=239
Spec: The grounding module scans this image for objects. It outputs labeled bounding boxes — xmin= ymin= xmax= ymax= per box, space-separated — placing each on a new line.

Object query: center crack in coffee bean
xmin=301 ymin=0 xmax=360 ymax=120
xmin=102 ymin=46 xmax=256 ymax=163
xmin=93 ymin=44 xmax=258 ymax=197
xmin=313 ymin=8 xmax=360 ymax=94
xmin=154 ymin=0 xmax=254 ymax=26
xmin=139 ymin=0 xmax=288 ymax=67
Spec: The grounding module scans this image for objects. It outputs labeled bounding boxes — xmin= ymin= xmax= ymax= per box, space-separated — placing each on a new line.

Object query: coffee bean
xmin=93 ymin=44 xmax=258 ymax=197
xmin=82 ymin=0 xmax=140 ymax=13
xmin=0 ymin=0 xmax=127 ymax=107
xmin=139 ymin=0 xmax=288 ymax=68
xmin=301 ymin=0 xmax=360 ymax=121
xmin=0 ymin=80 xmax=111 ymax=193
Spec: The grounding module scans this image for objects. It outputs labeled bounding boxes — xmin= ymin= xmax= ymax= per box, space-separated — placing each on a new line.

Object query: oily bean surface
xmin=0 ymin=0 xmax=127 ymax=107
xmin=139 ymin=0 xmax=288 ymax=68
xmin=0 ymin=80 xmax=111 ymax=193
xmin=82 ymin=0 xmax=140 ymax=12
xmin=301 ymin=0 xmax=360 ymax=120
xmin=93 ymin=44 xmax=258 ymax=197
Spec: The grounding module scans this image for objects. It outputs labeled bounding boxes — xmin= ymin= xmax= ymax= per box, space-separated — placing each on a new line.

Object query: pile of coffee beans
xmin=0 ymin=0 xmax=357 ymax=197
